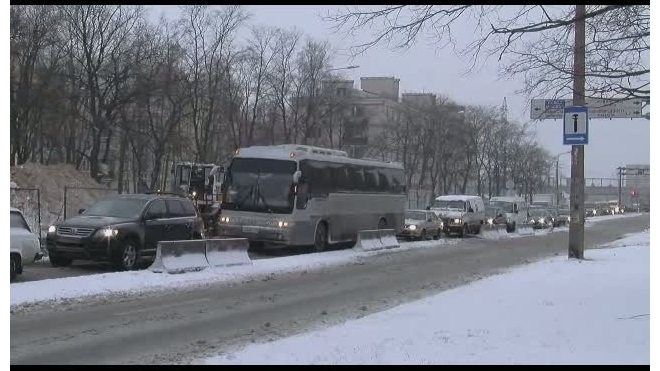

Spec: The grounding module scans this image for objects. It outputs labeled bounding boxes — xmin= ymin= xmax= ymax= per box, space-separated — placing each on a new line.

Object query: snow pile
xmin=10 ymin=239 xmax=457 ymax=307
xmin=206 ymin=230 xmax=650 ymax=365
xmin=586 ymin=213 xmax=644 ymax=224
xmin=10 ymin=162 xmax=115 ymax=231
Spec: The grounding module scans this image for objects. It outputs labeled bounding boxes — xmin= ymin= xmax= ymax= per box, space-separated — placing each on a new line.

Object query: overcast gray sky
xmin=150 ymin=5 xmax=650 ymax=179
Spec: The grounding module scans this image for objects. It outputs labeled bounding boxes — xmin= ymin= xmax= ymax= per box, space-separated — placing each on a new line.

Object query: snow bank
xmin=10 ymin=239 xmax=458 ymax=307
xmin=206 ymin=231 xmax=650 ymax=365
xmin=586 ymin=212 xmax=644 ymax=224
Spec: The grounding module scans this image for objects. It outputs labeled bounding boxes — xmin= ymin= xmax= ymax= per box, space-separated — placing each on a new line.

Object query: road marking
xmin=115 ymin=297 xmax=212 ymax=316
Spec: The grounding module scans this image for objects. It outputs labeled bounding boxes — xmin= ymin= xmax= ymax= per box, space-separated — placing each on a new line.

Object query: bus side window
xmin=377 ymin=170 xmax=390 ymax=193
xmin=336 ymin=165 xmax=350 ymax=192
xmin=348 ymin=165 xmax=365 ymax=192
xmin=364 ymin=167 xmax=379 ymax=192
xmin=386 ymin=168 xmax=405 ymax=194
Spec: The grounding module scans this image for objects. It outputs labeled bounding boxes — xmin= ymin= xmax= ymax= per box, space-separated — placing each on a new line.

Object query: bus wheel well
xmin=378 ymin=218 xmax=387 ymax=229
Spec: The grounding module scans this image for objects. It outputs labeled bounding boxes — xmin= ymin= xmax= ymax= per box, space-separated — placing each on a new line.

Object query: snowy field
xmin=205 ymin=230 xmax=650 ymax=365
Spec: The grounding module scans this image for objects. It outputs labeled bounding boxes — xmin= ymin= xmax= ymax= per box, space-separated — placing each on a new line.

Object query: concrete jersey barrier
xmin=150 ymin=238 xmax=253 ymax=274
xmin=378 ymin=229 xmax=400 ymax=249
xmin=354 ymin=229 xmax=400 ymax=251
xmin=205 ymin=238 xmax=251 ymax=267
xmin=354 ymin=229 xmax=382 ymax=251
xmin=150 ymin=240 xmax=209 ymax=274
xmin=481 ymin=224 xmax=507 ymax=240
xmin=517 ymin=223 xmax=535 ymax=235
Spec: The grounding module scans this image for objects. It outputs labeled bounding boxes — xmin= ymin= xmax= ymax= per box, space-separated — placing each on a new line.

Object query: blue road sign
xmin=563 ymin=106 xmax=588 ymax=145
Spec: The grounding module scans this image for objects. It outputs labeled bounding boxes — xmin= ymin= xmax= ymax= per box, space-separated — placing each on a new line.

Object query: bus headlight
xmin=454 ymin=218 xmax=461 ymax=224
xmin=278 ymin=221 xmax=289 ymax=228
xmin=409 ymin=225 xmax=417 ymax=231
xmin=220 ymin=217 xmax=230 ymax=223
xmin=539 ymin=218 xmax=545 ymax=224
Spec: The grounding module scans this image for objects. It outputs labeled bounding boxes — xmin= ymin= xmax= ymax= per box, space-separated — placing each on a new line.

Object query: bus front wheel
xmin=313 ymin=222 xmax=328 ymax=253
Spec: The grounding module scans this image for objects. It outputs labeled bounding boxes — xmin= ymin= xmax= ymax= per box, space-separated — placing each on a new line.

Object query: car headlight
xmin=454 ymin=218 xmax=461 ymax=224
xmin=409 ymin=225 xmax=417 ymax=231
xmin=96 ymin=228 xmax=118 ymax=238
xmin=220 ymin=217 xmax=230 ymax=223
xmin=539 ymin=218 xmax=545 ymax=224
xmin=278 ymin=221 xmax=289 ymax=228
xmin=48 ymin=225 xmax=56 ymax=233
xmin=592 ymin=209 xmax=597 ymax=215
xmin=487 ymin=218 xmax=493 ymax=225
xmin=567 ymin=216 xmax=571 ymax=222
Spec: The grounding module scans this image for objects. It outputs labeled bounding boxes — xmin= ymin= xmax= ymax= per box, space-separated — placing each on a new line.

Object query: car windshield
xmin=433 ymin=200 xmax=465 ymax=211
xmin=405 ymin=211 xmax=426 ymax=221
xmin=189 ymin=165 xmax=214 ymax=196
xmin=10 ymin=211 xmax=30 ymax=231
xmin=222 ymin=158 xmax=297 ymax=214
xmin=485 ymin=207 xmax=501 ymax=218
xmin=489 ymin=201 xmax=515 ymax=213
xmin=83 ymin=199 xmax=148 ymax=218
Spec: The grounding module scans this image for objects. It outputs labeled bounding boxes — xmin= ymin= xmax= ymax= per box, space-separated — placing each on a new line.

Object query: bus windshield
xmin=432 ymin=200 xmax=465 ymax=211
xmin=222 ymin=158 xmax=297 ymax=214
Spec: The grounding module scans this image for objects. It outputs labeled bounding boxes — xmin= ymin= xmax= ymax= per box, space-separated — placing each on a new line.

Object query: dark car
xmin=484 ymin=206 xmax=507 ymax=226
xmin=46 ymin=194 xmax=204 ymax=271
xmin=527 ymin=208 xmax=554 ymax=229
xmin=557 ymin=208 xmax=570 ymax=226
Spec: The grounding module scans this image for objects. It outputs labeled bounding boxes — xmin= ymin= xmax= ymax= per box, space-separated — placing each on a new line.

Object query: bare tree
xmin=10 ymin=5 xmax=62 ymax=165
xmin=267 ymin=27 xmax=302 ymax=143
xmin=324 ymin=5 xmax=649 ymax=100
xmin=135 ymin=19 xmax=190 ymax=190
xmin=179 ymin=5 xmax=248 ymax=162
xmin=290 ymin=38 xmax=334 ymax=144
xmin=58 ymin=5 xmax=145 ymax=181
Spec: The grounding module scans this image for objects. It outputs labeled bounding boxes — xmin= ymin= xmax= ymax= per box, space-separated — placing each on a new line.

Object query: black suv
xmin=46 ymin=194 xmax=204 ymax=271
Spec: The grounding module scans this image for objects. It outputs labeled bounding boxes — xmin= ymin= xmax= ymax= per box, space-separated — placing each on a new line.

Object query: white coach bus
xmin=218 ymin=144 xmax=406 ymax=252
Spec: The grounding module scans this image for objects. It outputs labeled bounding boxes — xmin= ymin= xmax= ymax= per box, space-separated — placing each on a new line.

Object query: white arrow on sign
xmin=565 ymin=136 xmax=586 ymax=142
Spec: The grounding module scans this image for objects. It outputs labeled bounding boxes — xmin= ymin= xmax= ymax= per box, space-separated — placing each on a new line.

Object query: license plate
xmin=242 ymin=226 xmax=259 ymax=234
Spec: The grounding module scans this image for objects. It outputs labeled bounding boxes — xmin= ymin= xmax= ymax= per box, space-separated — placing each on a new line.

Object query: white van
xmin=489 ymin=196 xmax=529 ymax=233
xmin=430 ymin=195 xmax=485 ymax=237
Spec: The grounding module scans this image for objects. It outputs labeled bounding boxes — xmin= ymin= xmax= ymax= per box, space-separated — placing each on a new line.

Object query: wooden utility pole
xmin=568 ymin=4 xmax=586 ymax=259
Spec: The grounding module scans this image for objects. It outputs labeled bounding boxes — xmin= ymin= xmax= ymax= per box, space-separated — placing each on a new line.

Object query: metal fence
xmin=10 ymin=187 xmax=42 ymax=244
xmin=63 ymin=186 xmax=119 ymax=220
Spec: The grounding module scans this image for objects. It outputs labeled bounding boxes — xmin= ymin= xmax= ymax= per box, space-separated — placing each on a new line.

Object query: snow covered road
xmin=9 ymin=213 xmax=649 ymax=364
xmin=206 ymin=230 xmax=650 ymax=365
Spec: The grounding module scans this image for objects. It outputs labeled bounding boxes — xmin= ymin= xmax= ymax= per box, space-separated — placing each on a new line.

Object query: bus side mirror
xmin=293 ymin=170 xmax=302 ymax=183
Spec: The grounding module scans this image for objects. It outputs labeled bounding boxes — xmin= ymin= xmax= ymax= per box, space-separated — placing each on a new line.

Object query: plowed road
xmin=10 ymin=214 xmax=649 ymax=365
